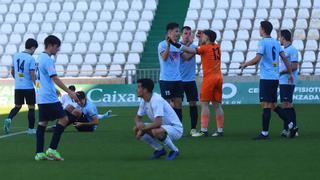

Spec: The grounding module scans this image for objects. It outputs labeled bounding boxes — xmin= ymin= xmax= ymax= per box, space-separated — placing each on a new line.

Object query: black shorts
xmin=15 ymin=89 xmax=35 ymax=105
xmin=259 ymin=79 xmax=279 ymax=103
xmin=181 ymin=81 xmax=199 ymax=102
xmin=66 ymin=111 xmax=94 ymax=132
xmin=38 ymin=102 xmax=67 ymax=122
xmin=280 ymin=84 xmax=295 ymax=103
xmin=159 ymin=80 xmax=183 ymax=99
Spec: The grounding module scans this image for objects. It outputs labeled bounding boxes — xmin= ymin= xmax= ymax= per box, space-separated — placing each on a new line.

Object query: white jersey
xmin=61 ymin=94 xmax=77 ymax=109
xmin=137 ymin=93 xmax=182 ymax=127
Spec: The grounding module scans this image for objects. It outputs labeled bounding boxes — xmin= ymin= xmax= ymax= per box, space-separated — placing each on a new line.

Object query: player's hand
xmin=136 ymin=122 xmax=145 ymax=130
xmin=288 ymin=74 xmax=294 ymax=84
xmin=239 ymin=63 xmax=247 ymax=70
xmin=166 ymin=36 xmax=171 ymax=46
xmin=74 ymin=122 xmax=83 ymax=127
xmin=69 ymin=91 xmax=79 ymax=103
xmin=136 ymin=130 xmax=144 ymax=139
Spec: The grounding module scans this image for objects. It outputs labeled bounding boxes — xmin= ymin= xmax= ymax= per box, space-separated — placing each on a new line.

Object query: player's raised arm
xmin=160 ymin=36 xmax=171 ymax=61
xmin=51 ymin=76 xmax=79 ymax=102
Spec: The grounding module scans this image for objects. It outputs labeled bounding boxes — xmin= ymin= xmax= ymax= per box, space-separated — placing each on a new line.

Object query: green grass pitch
xmin=0 ymin=105 xmax=319 ymax=180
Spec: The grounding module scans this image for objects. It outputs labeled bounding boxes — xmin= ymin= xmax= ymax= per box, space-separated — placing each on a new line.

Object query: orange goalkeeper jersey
xmin=197 ymin=43 xmax=222 ymax=79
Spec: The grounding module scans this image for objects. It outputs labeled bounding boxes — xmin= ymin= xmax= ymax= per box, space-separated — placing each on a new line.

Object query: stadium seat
xmin=214 ymin=9 xmax=227 ymax=19
xmin=311 ymin=8 xmax=320 ymax=18
xmin=314 ymin=0 xmax=320 ymax=8
xmin=103 ymin=0 xmax=116 ymax=11
xmin=131 ymin=41 xmax=144 ymax=53
xmin=242 ymin=65 xmax=256 ymax=76
xmin=94 ymin=65 xmax=108 ymax=76
xmin=9 ymin=34 xmax=21 ymax=44
xmin=248 ymin=40 xmax=259 ymax=51
xmin=200 ymin=9 xmax=213 ymax=20
xmin=116 ymin=42 xmax=129 ymax=53
xmin=100 ymin=11 xmax=112 ymax=21
xmin=303 ymin=51 xmax=316 ymax=62
xmin=64 ymin=32 xmax=76 ymax=43
xmin=145 ymin=0 xmax=157 ymax=11
xmin=74 ymin=43 xmax=87 ymax=54
xmin=78 ymin=32 xmax=91 ymax=43
xmin=284 ymin=9 xmax=296 ymax=19
xmin=120 ymin=31 xmax=133 ymax=42
xmin=0 ymin=35 xmax=8 ymax=45
xmin=251 ymin=30 xmax=261 ymax=40
xmin=0 ymin=66 xmax=9 ymax=78
xmin=103 ymin=42 xmax=115 ymax=53
xmin=221 ymin=63 xmax=227 ymax=75
xmin=211 ymin=19 xmax=224 ymax=30
xmin=258 ymin=0 xmax=270 ymax=8
xmin=134 ymin=31 xmax=147 ymax=42
xmin=221 ymin=41 xmax=233 ymax=52
xmin=234 ymin=41 xmax=247 ymax=51
xmin=253 ymin=19 xmax=264 ymax=29
xmin=113 ymin=11 xmax=126 ymax=22
xmin=1 ymin=24 xmax=12 ymax=34
xmin=270 ymin=9 xmax=282 ymax=19
xmin=65 ymin=65 xmax=79 ymax=77
xmin=84 ymin=54 xmax=97 ymax=64
xmin=246 ymin=51 xmax=257 ymax=60
xmin=96 ymin=21 xmax=108 ymax=32
xmin=242 ymin=9 xmax=254 ymax=19
xmin=221 ymin=51 xmax=230 ymax=63
xmin=228 ymin=62 xmax=241 ymax=75
xmin=92 ymin=32 xmax=105 ymax=43
xmin=222 ymin=30 xmax=235 ymax=41
xmin=70 ymin=54 xmax=83 ymax=65
xmin=62 ymin=2 xmax=74 ymax=12
xmin=141 ymin=10 xmax=154 ymax=21
xmin=88 ymin=42 xmax=101 ymax=53
xmin=195 ymin=55 xmax=201 ymax=64
xmin=106 ymin=32 xmax=119 ymax=42
xmin=197 ymin=20 xmax=209 ymax=30
xmin=256 ymin=9 xmax=268 ymax=19
xmin=13 ymin=23 xmax=26 ymax=34
xmin=98 ymin=54 xmax=112 ymax=65
xmin=89 ymin=1 xmax=102 ymax=11
xmin=295 ymin=19 xmax=308 ymax=29
xmin=55 ymin=65 xmax=65 ymax=77
xmin=138 ymin=21 xmax=151 ymax=31
xmin=0 ymin=4 xmax=7 ymax=15
xmin=128 ymin=10 xmax=140 ymax=21
xmin=86 ymin=11 xmax=99 ymax=22
xmin=188 ymin=0 xmax=201 ymax=10
xmin=76 ymin=1 xmax=89 ymax=12
xmin=22 ymin=3 xmax=34 ymax=13
xmin=231 ymin=51 xmax=245 ymax=63
xmin=117 ymin=0 xmax=129 ymax=11
xmin=112 ymin=53 xmax=126 ymax=65
xmin=272 ymin=0 xmax=284 ymax=8
xmin=72 ymin=11 xmax=85 ymax=22
xmin=239 ymin=19 xmax=252 ymax=30
xmin=217 ymin=0 xmax=229 ymax=9
xmin=9 ymin=3 xmax=21 ymax=14
xmin=309 ymin=19 xmax=320 ymax=29
xmin=203 ymin=0 xmax=215 ymax=9
xmin=268 ymin=19 xmax=280 ymax=29
xmin=124 ymin=64 xmax=136 ymax=76
xmin=228 ymin=9 xmax=240 ymax=19
xmin=35 ymin=3 xmax=47 ymax=13
xmin=68 ymin=22 xmax=81 ymax=32
xmin=300 ymin=62 xmax=314 ymax=75
xmin=124 ymin=21 xmax=136 ymax=31
xmin=298 ymin=9 xmax=310 ymax=19
xmin=292 ymin=40 xmax=304 ymax=51
xmin=5 ymin=13 xmax=17 ymax=24
xmin=305 ymin=40 xmax=318 ymax=50
xmin=225 ymin=20 xmax=238 ymax=30
xmin=108 ymin=64 xmax=122 ymax=77
xmin=79 ymin=65 xmax=93 ymax=77
xmin=109 ymin=21 xmax=122 ymax=32
xmin=1 ymin=55 xmax=12 ymax=66
xmin=127 ymin=53 xmax=140 ymax=64
xmin=287 ymin=0 xmax=298 ymax=8
xmin=49 ymin=2 xmax=61 ymax=12
xmin=294 ymin=29 xmax=306 ymax=40
xmin=5 ymin=44 xmax=17 ymax=55
xmin=131 ymin=0 xmax=143 ymax=11
xmin=56 ymin=54 xmax=69 ymax=65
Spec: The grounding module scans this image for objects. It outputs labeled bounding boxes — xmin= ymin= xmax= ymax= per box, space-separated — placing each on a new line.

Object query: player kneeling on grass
xmin=133 ymin=79 xmax=183 ymax=160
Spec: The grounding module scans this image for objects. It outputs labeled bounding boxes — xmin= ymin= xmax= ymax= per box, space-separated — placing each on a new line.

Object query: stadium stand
xmin=0 ymin=0 xmax=319 ymax=78
xmin=0 ymin=0 xmax=158 ymax=78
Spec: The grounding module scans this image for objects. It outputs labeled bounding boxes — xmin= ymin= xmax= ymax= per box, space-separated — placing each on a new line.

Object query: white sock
xmin=140 ymin=134 xmax=163 ymax=150
xmin=97 ymin=114 xmax=103 ymax=119
xmin=201 ymin=128 xmax=208 ymax=132
xmin=163 ymin=136 xmax=178 ymax=152
xmin=288 ymin=122 xmax=294 ymax=129
xmin=261 ymin=131 xmax=269 ymax=136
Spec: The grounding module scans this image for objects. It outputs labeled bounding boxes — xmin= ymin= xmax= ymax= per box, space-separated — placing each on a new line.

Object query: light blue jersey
xmin=35 ymin=52 xmax=59 ymax=104
xmin=279 ymin=44 xmax=299 ymax=85
xmin=12 ymin=52 xmax=36 ymax=89
xmin=257 ymin=37 xmax=283 ymax=80
xmin=158 ymin=40 xmax=182 ymax=81
xmin=180 ymin=43 xmax=197 ymax=82
xmin=81 ymin=101 xmax=98 ymax=130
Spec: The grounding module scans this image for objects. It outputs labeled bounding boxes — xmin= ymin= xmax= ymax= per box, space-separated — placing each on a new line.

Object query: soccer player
xmin=170 ymin=30 xmax=225 ymax=137
xmin=239 ymin=21 xmax=293 ymax=140
xmin=4 ymin=39 xmax=38 ymax=135
xmin=34 ymin=35 xmax=79 ymax=161
xmin=179 ymin=26 xmax=199 ymax=136
xmin=61 ymin=85 xmax=77 ymax=109
xmin=133 ymin=79 xmax=183 ymax=160
xmin=273 ymin=30 xmax=299 ymax=138
xmin=158 ymin=22 xmax=193 ymax=122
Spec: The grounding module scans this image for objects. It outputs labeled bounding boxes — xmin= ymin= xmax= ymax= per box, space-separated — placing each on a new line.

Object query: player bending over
xmin=133 ymin=79 xmax=183 ymax=160
xmin=170 ymin=30 xmax=225 ymax=137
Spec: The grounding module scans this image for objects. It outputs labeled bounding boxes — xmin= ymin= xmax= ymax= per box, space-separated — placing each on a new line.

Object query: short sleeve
xmin=290 ymin=49 xmax=299 ymax=62
xmin=29 ymin=58 xmax=36 ymax=71
xmin=151 ymin=101 xmax=164 ymax=118
xmin=257 ymin=40 xmax=265 ymax=55
xmin=46 ymin=59 xmax=57 ymax=77
xmin=137 ymin=101 xmax=146 ymax=116
xmin=158 ymin=42 xmax=167 ymax=55
xmin=87 ymin=105 xmax=98 ymax=117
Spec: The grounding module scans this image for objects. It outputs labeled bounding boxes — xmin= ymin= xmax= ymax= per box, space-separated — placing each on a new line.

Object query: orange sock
xmin=201 ymin=114 xmax=210 ymax=130
xmin=215 ymin=114 xmax=224 ymax=129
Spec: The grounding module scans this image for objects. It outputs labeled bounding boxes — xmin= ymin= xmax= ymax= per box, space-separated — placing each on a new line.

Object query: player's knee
xmin=152 ymin=129 xmax=165 ymax=139
xmin=65 ymin=105 xmax=75 ymax=113
xmin=15 ymin=105 xmax=22 ymax=109
xmin=72 ymin=109 xmax=82 ymax=117
xmin=38 ymin=121 xmax=48 ymax=127
xmin=28 ymin=105 xmax=35 ymax=109
xmin=58 ymin=116 xmax=69 ymax=126
xmin=282 ymin=102 xmax=291 ymax=108
xmin=189 ymin=101 xmax=197 ymax=106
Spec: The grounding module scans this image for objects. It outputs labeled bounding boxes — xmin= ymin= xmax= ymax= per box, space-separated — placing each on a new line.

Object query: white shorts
xmin=143 ymin=123 xmax=183 ymax=141
xmin=161 ymin=124 xmax=183 ymax=141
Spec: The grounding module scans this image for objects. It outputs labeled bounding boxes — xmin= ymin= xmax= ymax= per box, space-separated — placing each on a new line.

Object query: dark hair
xmin=68 ymin=85 xmax=76 ymax=92
xmin=44 ymin=35 xmax=61 ymax=48
xmin=25 ymin=38 xmax=38 ymax=49
xmin=166 ymin=22 xmax=179 ymax=32
xmin=203 ymin=30 xmax=217 ymax=42
xmin=137 ymin=78 xmax=154 ymax=93
xmin=76 ymin=91 xmax=86 ymax=100
xmin=280 ymin=29 xmax=292 ymax=42
xmin=260 ymin=21 xmax=273 ymax=35
xmin=182 ymin=26 xmax=191 ymax=31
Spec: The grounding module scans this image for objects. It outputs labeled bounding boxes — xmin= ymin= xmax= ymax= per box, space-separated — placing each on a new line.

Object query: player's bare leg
xmin=192 ymin=102 xmax=209 ymax=137
xmin=212 ymin=102 xmax=224 ymax=137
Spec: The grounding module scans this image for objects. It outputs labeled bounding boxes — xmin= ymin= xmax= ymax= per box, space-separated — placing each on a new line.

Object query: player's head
xmin=279 ymin=29 xmax=292 ymax=45
xmin=25 ymin=38 xmax=38 ymax=55
xmin=201 ymin=30 xmax=216 ymax=44
xmin=181 ymin=26 xmax=192 ymax=43
xmin=68 ymin=85 xmax=76 ymax=92
xmin=76 ymin=91 xmax=86 ymax=107
xmin=166 ymin=22 xmax=180 ymax=43
xmin=44 ymin=35 xmax=61 ymax=56
xmin=259 ymin=21 xmax=273 ymax=37
xmin=137 ymin=78 xmax=154 ymax=97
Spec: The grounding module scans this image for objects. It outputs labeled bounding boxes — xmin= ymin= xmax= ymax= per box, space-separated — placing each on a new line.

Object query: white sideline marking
xmin=0 ymin=115 xmax=118 ymax=139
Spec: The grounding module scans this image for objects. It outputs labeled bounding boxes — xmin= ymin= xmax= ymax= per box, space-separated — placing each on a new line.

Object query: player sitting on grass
xmin=133 ymin=79 xmax=183 ymax=160
xmin=170 ymin=30 xmax=225 ymax=137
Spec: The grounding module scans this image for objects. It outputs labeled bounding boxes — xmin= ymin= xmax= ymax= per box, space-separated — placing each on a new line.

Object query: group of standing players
xmin=134 ymin=20 xmax=299 ymax=160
